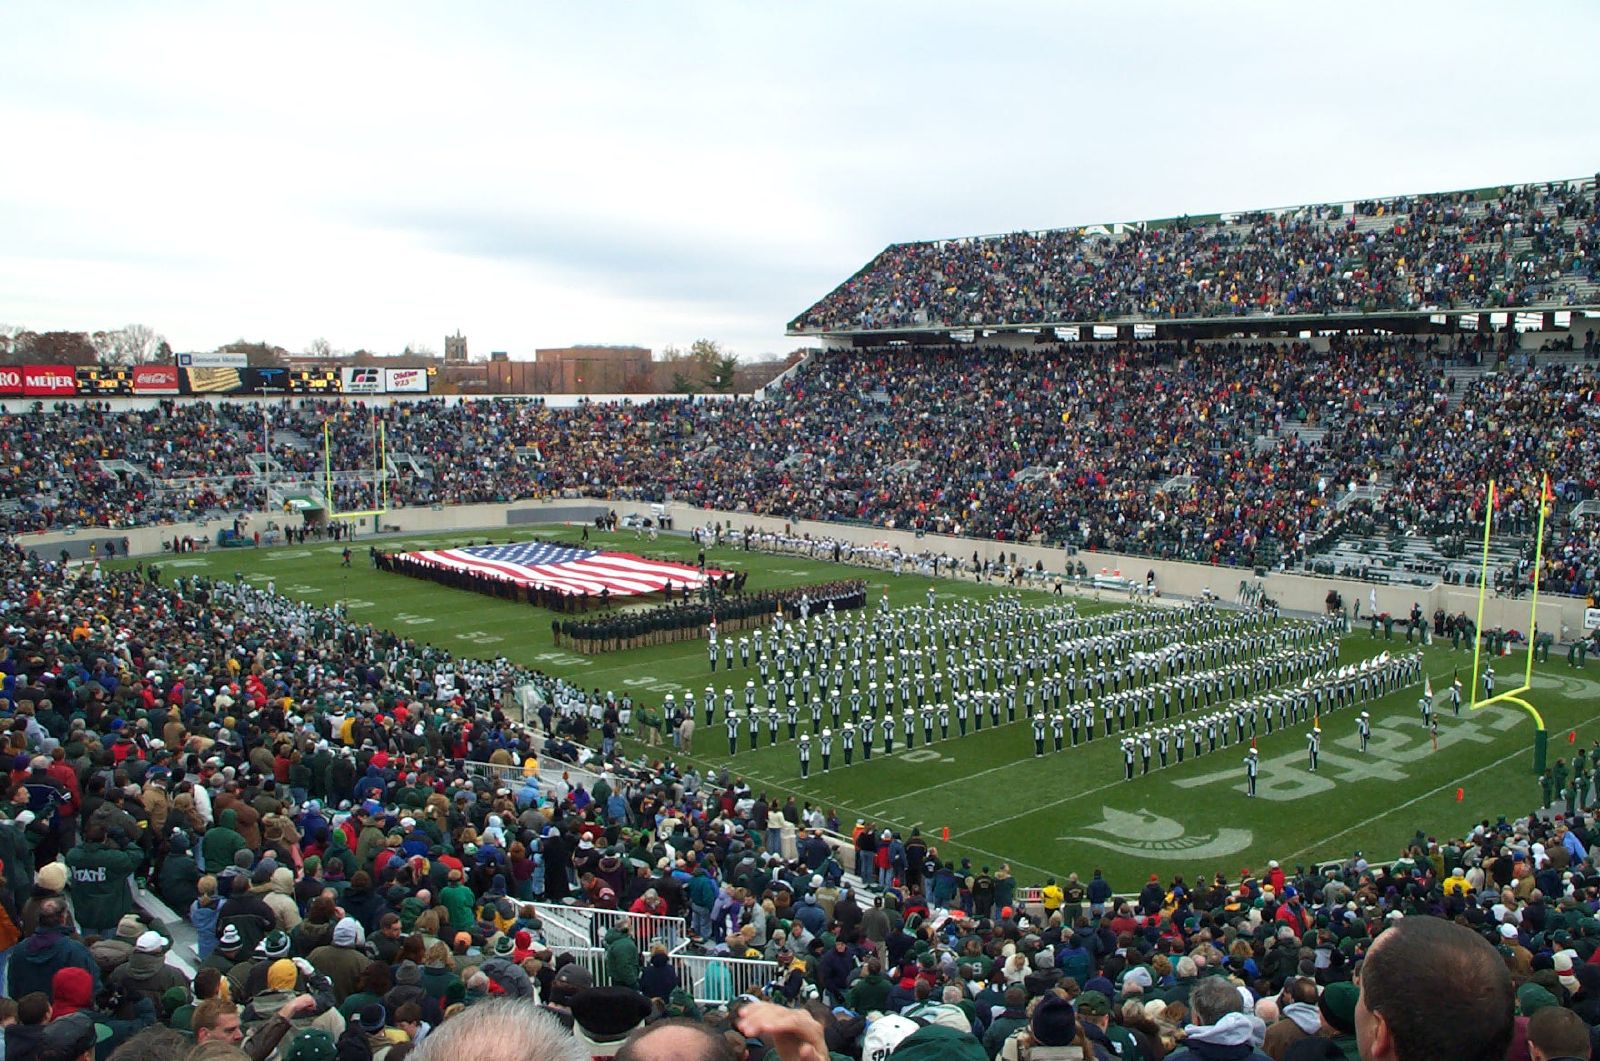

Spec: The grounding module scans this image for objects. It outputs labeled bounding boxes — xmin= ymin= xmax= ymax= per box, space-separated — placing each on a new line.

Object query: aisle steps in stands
xmin=1442 ymin=366 xmax=1487 ymax=408
xmin=245 ymin=453 xmax=286 ymax=476
xmin=132 ymin=880 xmax=198 ymax=979
xmin=1155 ymin=474 xmax=1197 ymax=497
xmin=1309 ymin=531 xmax=1524 ymax=587
xmin=386 ymin=452 xmax=430 ymax=478
xmin=272 ymin=429 xmax=313 ymax=452
xmin=1335 ymin=485 xmax=1387 ymax=512
xmin=1256 ymin=422 xmax=1328 ymax=452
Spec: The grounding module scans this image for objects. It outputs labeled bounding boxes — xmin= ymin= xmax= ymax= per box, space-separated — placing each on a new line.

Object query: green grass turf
xmin=115 ymin=526 xmax=1600 ymax=890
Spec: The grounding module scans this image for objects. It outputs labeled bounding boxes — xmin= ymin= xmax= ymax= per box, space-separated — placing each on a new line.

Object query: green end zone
xmin=113 ymin=527 xmax=1600 ymax=885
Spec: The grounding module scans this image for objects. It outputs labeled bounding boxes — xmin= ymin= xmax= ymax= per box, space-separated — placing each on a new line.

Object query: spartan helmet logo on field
xmin=1063 ymin=806 xmax=1252 ymax=861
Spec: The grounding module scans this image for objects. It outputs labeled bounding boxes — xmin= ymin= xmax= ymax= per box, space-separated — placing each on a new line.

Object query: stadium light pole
xmin=259 ymin=384 xmax=283 ymax=519
xmin=262 ymin=396 xmax=271 ymax=516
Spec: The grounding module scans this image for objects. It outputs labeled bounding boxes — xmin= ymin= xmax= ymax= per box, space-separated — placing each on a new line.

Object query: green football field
xmin=116 ymin=525 xmax=1600 ymax=889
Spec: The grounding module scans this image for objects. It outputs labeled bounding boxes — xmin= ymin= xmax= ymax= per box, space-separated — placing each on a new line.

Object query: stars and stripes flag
xmin=403 ymin=541 xmax=721 ymax=597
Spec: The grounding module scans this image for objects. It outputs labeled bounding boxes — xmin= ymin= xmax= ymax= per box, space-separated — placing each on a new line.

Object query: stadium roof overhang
xmin=789 ymin=305 xmax=1600 ymax=348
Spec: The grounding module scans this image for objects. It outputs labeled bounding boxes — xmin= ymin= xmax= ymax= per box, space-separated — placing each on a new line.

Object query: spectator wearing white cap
xmin=109 ymin=929 xmax=188 ymax=1006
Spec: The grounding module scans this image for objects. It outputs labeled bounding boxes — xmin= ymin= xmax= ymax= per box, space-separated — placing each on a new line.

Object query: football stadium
xmin=3 ymin=6 xmax=1600 ymax=1060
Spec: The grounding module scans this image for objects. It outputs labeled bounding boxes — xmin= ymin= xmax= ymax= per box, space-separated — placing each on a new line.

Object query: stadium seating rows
xmin=790 ymin=177 xmax=1600 ymax=332
xmin=0 ymin=530 xmax=1590 ymax=1061
xmin=4 ymin=338 xmax=1598 ymax=596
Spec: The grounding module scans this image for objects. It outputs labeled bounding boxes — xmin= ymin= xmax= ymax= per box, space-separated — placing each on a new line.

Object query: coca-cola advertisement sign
xmin=22 ymin=365 xmax=78 ymax=397
xmin=132 ymin=365 xmax=180 ymax=394
xmin=0 ymin=367 xmax=21 ymax=396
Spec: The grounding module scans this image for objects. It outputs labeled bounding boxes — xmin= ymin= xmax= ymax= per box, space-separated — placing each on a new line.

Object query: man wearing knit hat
xmin=51 ymin=964 xmax=156 ymax=1056
xmin=998 ymin=992 xmax=1082 ymax=1059
xmin=307 ymin=916 xmax=372 ymax=1003
xmin=568 ymin=986 xmax=652 ymax=1056
xmin=89 ymin=912 xmax=147 ymax=971
xmin=235 ymin=930 xmax=296 ymax=1001
xmin=283 ymin=1028 xmax=339 ymax=1061
xmin=240 ymin=960 xmax=333 ymax=1049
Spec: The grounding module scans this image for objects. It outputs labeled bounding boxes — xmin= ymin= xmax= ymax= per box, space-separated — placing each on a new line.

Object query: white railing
xmin=671 ymin=950 xmax=778 ymax=1006
xmin=539 ymin=763 xmax=609 ymax=796
xmin=591 ymin=906 xmax=687 ymax=950
xmin=555 ymin=945 xmax=609 ymax=987
xmin=535 ymin=939 xmax=777 ymax=1008
xmin=532 ymin=904 xmax=596 ymax=952
xmin=524 ymin=902 xmax=689 ymax=952
xmin=460 ymin=757 xmax=609 ymax=802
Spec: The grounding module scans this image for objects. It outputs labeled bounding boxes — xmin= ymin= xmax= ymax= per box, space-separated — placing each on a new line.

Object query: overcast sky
xmin=1 ymin=1 xmax=1595 ymax=361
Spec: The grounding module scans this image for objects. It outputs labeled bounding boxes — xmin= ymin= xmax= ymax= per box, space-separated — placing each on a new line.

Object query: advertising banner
xmin=131 ymin=365 xmax=180 ymax=394
xmin=178 ymin=351 xmax=249 ymax=368
xmin=0 ymin=366 xmax=23 ymax=396
xmin=22 ymin=364 xmax=79 ymax=397
xmin=384 ymin=367 xmax=429 ymax=393
xmin=181 ymin=365 xmax=261 ymax=395
xmin=341 ymin=366 xmax=383 ymax=394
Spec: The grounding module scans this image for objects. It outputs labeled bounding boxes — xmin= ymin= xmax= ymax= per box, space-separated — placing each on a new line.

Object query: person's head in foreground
xmin=1355 ymin=915 xmax=1513 ymax=1061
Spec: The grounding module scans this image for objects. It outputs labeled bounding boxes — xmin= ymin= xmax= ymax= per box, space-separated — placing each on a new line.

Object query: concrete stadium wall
xmin=22 ymin=495 xmax=1589 ymax=639
xmin=653 ymin=503 xmax=1591 ymax=641
xmin=17 ymin=500 xmax=611 ymax=557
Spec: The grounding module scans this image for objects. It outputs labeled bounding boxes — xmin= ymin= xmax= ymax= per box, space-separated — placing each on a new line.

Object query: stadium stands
xmin=789 ymin=176 xmax=1600 ymax=334
xmin=6 ymin=335 xmax=1598 ymax=596
xmin=0 ymin=533 xmax=1583 ymax=1061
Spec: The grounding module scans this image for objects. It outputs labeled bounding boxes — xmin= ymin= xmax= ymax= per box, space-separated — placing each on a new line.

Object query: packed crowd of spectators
xmin=790 ymin=178 xmax=1600 ymax=332
xmin=3 ymin=534 xmax=1600 ymax=1061
xmin=4 ymin=331 xmax=1599 ymax=594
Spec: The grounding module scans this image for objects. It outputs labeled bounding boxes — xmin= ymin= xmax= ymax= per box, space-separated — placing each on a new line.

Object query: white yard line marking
xmin=1281 ymin=708 xmax=1600 ymax=863
xmin=936 ymin=666 xmax=1491 ymax=841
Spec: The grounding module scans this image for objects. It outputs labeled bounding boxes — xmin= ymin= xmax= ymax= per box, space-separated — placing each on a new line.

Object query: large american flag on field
xmin=404 ymin=541 xmax=720 ymax=597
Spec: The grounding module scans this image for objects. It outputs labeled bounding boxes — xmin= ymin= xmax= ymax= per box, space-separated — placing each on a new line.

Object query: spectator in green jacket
xmin=64 ymin=824 xmax=141 ymax=936
xmin=846 ymin=958 xmax=892 ymax=1012
xmin=604 ymin=922 xmax=640 ymax=989
xmin=440 ymin=869 xmax=476 ymax=932
xmin=202 ymin=808 xmax=247 ymax=873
